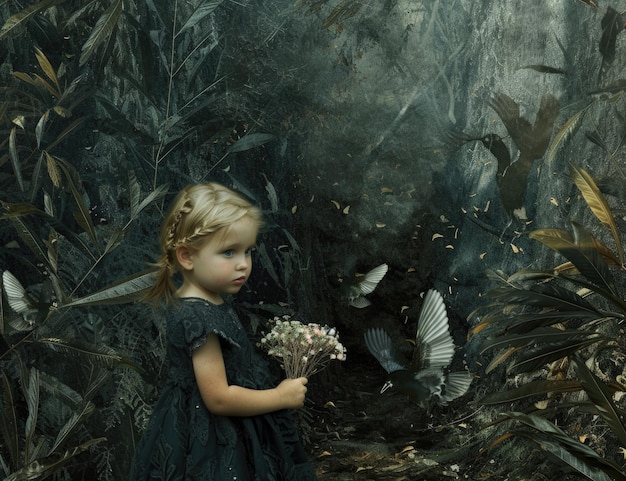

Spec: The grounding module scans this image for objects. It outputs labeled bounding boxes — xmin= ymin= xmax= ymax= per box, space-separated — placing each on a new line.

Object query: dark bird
xmin=364 ymin=289 xmax=472 ymax=407
xmin=340 ymin=257 xmax=388 ymax=308
xmin=487 ymin=93 xmax=560 ymax=220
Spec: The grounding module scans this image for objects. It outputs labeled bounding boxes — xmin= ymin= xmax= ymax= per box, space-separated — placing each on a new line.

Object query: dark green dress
xmin=130 ymin=298 xmax=317 ymax=481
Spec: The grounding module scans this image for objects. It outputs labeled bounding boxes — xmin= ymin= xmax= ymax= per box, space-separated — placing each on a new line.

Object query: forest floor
xmin=301 ymin=355 xmax=497 ymax=481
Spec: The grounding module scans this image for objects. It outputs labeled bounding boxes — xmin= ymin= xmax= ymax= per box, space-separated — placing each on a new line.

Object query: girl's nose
xmin=236 ymin=255 xmax=249 ymax=270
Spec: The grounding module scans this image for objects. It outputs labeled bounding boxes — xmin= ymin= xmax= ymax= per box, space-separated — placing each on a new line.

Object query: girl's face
xmin=178 ymin=216 xmax=258 ymax=303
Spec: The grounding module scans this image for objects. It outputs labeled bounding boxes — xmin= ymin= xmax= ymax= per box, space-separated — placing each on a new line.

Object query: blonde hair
xmin=144 ymin=182 xmax=263 ymax=304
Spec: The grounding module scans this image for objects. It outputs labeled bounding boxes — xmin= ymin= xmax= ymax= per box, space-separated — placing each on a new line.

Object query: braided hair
xmin=143 ymin=183 xmax=263 ymax=304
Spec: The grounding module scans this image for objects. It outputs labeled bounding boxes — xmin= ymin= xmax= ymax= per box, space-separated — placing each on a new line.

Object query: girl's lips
xmin=233 ymin=277 xmax=246 ymax=285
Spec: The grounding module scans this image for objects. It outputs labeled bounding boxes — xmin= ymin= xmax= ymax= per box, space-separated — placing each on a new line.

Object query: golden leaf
xmin=331 ymin=200 xmax=340 ymax=209
xmin=342 ymin=205 xmax=350 ymax=214
xmin=376 ymin=223 xmax=386 ymax=228
xmin=432 ymin=233 xmax=444 ymax=240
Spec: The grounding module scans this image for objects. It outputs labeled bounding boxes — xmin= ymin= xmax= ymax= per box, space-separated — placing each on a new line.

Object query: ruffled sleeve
xmin=168 ymin=299 xmax=241 ymax=356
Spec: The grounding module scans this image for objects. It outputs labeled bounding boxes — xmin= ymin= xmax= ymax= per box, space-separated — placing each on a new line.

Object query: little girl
xmin=131 ymin=183 xmax=317 ymax=480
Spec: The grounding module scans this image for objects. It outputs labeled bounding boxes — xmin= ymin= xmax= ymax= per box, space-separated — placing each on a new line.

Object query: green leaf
xmin=545 ymin=106 xmax=587 ymax=164
xmin=4 ymin=437 xmax=106 ymax=481
xmin=477 ymin=380 xmax=582 ymax=405
xmin=0 ymin=0 xmax=63 ymax=39
xmin=572 ymin=357 xmax=626 ymax=447
xmin=227 ymin=133 xmax=276 ymax=153
xmin=23 ymin=368 xmax=40 ymax=463
xmin=480 ymin=328 xmax=604 ymax=354
xmin=0 ymin=371 xmax=19 ymax=470
xmin=63 ymin=270 xmax=158 ymax=308
xmin=177 ymin=1 xmax=224 ymax=36
xmin=79 ymin=0 xmax=122 ymax=66
xmin=490 ymin=283 xmax=600 ymax=314
xmin=504 ymin=412 xmax=626 ymax=479
xmin=508 ymin=336 xmax=607 ymax=374
xmin=56 ymin=159 xmax=101 ymax=253
xmin=49 ymin=401 xmax=94 ymax=454
xmin=37 ymin=338 xmax=148 ymax=378
xmin=8 ymin=127 xmax=25 ymax=192
xmin=529 ymin=223 xmax=616 ymax=295
xmin=570 ymin=164 xmax=624 ymax=265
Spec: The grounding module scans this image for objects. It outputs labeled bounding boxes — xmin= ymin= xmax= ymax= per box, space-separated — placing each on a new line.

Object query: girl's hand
xmin=276 ymin=377 xmax=308 ymax=409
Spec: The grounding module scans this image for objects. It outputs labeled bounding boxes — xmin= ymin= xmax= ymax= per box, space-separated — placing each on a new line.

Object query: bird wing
xmin=439 ymin=371 xmax=473 ymax=404
xmin=364 ymin=328 xmax=405 ymax=373
xmin=413 ymin=289 xmax=455 ymax=371
xmin=349 ymin=296 xmax=371 ymax=308
xmin=358 ymin=263 xmax=388 ymax=295
xmin=2 ymin=270 xmax=34 ymax=315
xmin=489 ymin=93 xmax=531 ymax=151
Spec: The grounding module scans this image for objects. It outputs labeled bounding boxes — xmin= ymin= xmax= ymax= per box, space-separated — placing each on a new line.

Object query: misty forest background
xmin=2 ymin=0 xmax=626 ymax=480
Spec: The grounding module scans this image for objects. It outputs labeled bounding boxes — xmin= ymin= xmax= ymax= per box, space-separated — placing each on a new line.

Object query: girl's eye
xmin=223 ymin=249 xmax=234 ymax=257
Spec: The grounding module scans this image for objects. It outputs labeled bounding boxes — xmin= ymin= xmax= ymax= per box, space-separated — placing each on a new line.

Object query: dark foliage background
xmin=2 ymin=1 xmax=626 ymax=480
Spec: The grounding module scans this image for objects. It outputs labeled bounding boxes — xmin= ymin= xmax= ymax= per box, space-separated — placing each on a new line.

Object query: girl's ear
xmin=176 ymin=245 xmax=194 ymax=271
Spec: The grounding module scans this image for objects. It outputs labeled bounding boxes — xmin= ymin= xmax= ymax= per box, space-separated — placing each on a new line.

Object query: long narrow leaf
xmin=481 ymin=328 xmax=604 ymax=354
xmin=49 ymin=402 xmax=94 ymax=454
xmin=492 ymin=283 xmax=600 ymax=313
xmin=0 ymin=0 xmax=62 ymax=39
xmin=0 ymin=372 xmax=18 ymax=470
xmin=227 ymin=133 xmax=276 ymax=153
xmin=4 ymin=438 xmax=106 ymax=481
xmin=508 ymin=337 xmax=606 ymax=374
xmin=546 ymin=106 xmax=587 ymax=164
xmin=23 ymin=368 xmax=40 ymax=464
xmin=56 ymin=159 xmax=100 ymax=253
xmin=8 ymin=127 xmax=25 ymax=192
xmin=63 ymin=270 xmax=158 ymax=308
xmin=572 ymin=357 xmax=626 ymax=447
xmin=34 ymin=47 xmax=61 ymax=98
xmin=79 ymin=0 xmax=122 ymax=66
xmin=37 ymin=338 xmax=148 ymax=377
xmin=571 ymin=164 xmax=624 ymax=265
xmin=177 ymin=1 xmax=224 ymax=37
xmin=477 ymin=380 xmax=582 ymax=405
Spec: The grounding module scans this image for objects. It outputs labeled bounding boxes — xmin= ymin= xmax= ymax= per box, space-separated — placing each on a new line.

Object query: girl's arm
xmin=192 ymin=333 xmax=308 ymax=416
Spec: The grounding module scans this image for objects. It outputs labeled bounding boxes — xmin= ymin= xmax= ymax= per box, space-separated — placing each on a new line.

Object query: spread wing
xmin=364 ymin=327 xmax=405 ymax=373
xmin=357 ymin=264 xmax=388 ymax=295
xmin=413 ymin=289 xmax=455 ymax=371
xmin=440 ymin=371 xmax=473 ymax=403
xmin=3 ymin=270 xmax=33 ymax=315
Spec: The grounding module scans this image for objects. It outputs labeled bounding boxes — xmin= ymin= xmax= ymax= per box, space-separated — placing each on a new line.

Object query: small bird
xmin=364 ymin=289 xmax=472 ymax=407
xmin=342 ymin=263 xmax=388 ymax=308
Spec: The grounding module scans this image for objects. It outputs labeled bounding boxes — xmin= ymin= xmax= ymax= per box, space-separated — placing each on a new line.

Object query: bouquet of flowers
xmin=259 ymin=315 xmax=346 ymax=378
